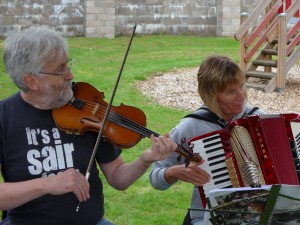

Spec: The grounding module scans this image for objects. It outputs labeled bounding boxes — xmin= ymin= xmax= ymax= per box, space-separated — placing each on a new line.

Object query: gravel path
xmin=137 ymin=66 xmax=300 ymax=114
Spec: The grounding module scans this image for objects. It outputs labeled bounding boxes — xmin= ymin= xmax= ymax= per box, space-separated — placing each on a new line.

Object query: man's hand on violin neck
xmin=141 ymin=134 xmax=177 ymax=163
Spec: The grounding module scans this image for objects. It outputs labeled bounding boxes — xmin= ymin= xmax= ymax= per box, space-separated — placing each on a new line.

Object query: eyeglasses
xmin=39 ymin=59 xmax=75 ymax=77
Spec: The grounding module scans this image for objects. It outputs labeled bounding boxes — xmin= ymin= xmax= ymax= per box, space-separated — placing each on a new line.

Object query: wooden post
xmin=240 ymin=12 xmax=248 ymax=72
xmin=277 ymin=13 xmax=287 ymax=91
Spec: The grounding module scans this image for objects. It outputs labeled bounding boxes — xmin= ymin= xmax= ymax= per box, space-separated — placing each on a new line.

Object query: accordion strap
xmin=244 ymin=106 xmax=259 ymax=116
xmin=184 ymin=107 xmax=227 ymax=128
xmin=184 ymin=106 xmax=260 ymax=129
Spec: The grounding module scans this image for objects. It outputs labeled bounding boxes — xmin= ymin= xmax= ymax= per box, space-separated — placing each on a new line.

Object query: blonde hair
xmin=197 ymin=55 xmax=247 ymax=117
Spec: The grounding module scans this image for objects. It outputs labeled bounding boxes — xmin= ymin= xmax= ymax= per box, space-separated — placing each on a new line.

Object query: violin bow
xmin=76 ymin=23 xmax=137 ymax=212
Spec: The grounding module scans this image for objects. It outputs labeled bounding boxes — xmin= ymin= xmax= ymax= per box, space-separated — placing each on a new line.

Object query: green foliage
xmin=0 ymin=35 xmax=239 ymax=224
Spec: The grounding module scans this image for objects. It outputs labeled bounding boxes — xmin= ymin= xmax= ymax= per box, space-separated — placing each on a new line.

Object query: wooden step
xmin=271 ymin=38 xmax=278 ymax=44
xmin=245 ymin=82 xmax=266 ymax=91
xmin=252 ymin=59 xmax=277 ymax=67
xmin=261 ymin=48 xmax=277 ymax=55
xmin=272 ymin=38 xmax=292 ymax=44
xmin=245 ymin=71 xmax=275 ymax=79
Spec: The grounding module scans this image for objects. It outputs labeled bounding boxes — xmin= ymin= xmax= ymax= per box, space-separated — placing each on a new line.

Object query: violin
xmin=52 ymin=82 xmax=202 ymax=165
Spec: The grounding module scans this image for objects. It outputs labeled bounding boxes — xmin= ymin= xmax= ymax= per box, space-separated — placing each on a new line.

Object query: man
xmin=0 ymin=27 xmax=177 ymax=225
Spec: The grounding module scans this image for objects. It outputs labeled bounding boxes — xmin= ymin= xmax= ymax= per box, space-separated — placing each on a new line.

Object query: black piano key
xmin=214 ymin=177 xmax=231 ymax=185
xmin=205 ymin=146 xmax=224 ymax=154
xmin=204 ymin=141 xmax=222 ymax=149
xmin=211 ymin=167 xmax=228 ymax=174
xmin=209 ymin=159 xmax=227 ymax=167
xmin=212 ymin=172 xmax=229 ymax=180
xmin=203 ymin=135 xmax=220 ymax=143
xmin=294 ymin=158 xmax=300 ymax=170
xmin=207 ymin=154 xmax=226 ymax=162
xmin=296 ymin=133 xmax=300 ymax=148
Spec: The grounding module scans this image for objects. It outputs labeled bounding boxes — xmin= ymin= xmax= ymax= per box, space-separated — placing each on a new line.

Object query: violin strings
xmin=80 ymin=100 xmax=193 ymax=156
xmin=78 ymin=100 xmax=158 ymax=137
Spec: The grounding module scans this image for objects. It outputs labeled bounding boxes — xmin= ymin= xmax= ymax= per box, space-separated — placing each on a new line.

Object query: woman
xmin=149 ymin=55 xmax=266 ymax=225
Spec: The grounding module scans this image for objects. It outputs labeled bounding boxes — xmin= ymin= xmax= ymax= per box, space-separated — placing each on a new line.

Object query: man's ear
xmin=23 ymin=74 xmax=40 ymax=91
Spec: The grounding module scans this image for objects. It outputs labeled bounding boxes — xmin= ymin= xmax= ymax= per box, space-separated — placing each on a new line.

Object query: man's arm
xmin=0 ymin=168 xmax=90 ymax=210
xmin=100 ymin=134 xmax=177 ymax=190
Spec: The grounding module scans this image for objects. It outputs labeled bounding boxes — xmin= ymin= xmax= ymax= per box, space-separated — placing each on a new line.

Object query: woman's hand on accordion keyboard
xmin=164 ymin=162 xmax=210 ymax=186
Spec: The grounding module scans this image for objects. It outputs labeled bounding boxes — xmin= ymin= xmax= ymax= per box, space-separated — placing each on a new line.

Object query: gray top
xmin=149 ymin=104 xmax=266 ymax=224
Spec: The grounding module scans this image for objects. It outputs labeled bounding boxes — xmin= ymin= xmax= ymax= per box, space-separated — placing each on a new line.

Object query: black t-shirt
xmin=0 ymin=92 xmax=122 ymax=225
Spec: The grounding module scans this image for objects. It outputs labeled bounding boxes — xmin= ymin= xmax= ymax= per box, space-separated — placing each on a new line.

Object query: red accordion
xmin=189 ymin=113 xmax=300 ymax=206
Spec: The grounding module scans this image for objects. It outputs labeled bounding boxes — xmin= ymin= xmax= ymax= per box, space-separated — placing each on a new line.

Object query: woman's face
xmin=217 ymin=82 xmax=246 ymax=120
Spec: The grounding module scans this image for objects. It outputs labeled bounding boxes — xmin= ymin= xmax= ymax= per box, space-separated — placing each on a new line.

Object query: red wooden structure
xmin=279 ymin=0 xmax=299 ymax=16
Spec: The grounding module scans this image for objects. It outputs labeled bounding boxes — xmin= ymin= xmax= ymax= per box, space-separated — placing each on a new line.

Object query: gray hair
xmin=3 ymin=26 xmax=68 ymax=91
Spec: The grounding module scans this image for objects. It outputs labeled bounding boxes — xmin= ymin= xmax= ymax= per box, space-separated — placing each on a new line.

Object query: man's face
xmin=38 ymin=56 xmax=74 ymax=109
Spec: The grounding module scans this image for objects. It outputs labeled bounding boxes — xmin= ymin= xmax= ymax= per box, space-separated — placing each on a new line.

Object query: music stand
xmin=189 ymin=184 xmax=300 ymax=225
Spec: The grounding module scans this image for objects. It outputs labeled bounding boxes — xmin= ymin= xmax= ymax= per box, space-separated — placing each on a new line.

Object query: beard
xmin=41 ymin=81 xmax=74 ymax=109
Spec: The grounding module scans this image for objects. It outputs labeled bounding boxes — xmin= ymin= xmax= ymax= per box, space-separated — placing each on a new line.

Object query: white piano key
xmin=204 ymin=183 xmax=232 ymax=197
xmin=193 ymin=142 xmax=223 ymax=153
xmin=208 ymin=174 xmax=230 ymax=184
xmin=204 ymin=179 xmax=232 ymax=191
xmin=200 ymin=159 xmax=227 ymax=172
xmin=204 ymin=180 xmax=232 ymax=193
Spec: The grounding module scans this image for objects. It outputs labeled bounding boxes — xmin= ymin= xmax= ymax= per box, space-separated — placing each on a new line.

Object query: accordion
xmin=189 ymin=113 xmax=300 ymax=206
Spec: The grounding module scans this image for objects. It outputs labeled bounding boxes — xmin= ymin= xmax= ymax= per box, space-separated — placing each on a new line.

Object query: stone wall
xmin=216 ymin=0 xmax=240 ymax=36
xmin=241 ymin=0 xmax=261 ymax=13
xmin=0 ymin=0 xmax=84 ymax=37
xmin=115 ymin=0 xmax=217 ymax=36
xmin=0 ymin=0 xmax=260 ymax=38
xmin=85 ymin=0 xmax=115 ymax=38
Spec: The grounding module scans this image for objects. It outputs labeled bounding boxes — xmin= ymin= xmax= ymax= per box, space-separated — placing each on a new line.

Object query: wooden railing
xmin=234 ymin=0 xmax=300 ymax=92
xmin=267 ymin=0 xmax=300 ymax=70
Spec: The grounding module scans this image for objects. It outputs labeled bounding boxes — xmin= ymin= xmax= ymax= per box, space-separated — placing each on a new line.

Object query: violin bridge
xmin=92 ymin=103 xmax=99 ymax=116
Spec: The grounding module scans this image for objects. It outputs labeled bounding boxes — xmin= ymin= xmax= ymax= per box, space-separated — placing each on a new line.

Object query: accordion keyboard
xmin=191 ymin=133 xmax=233 ymax=197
